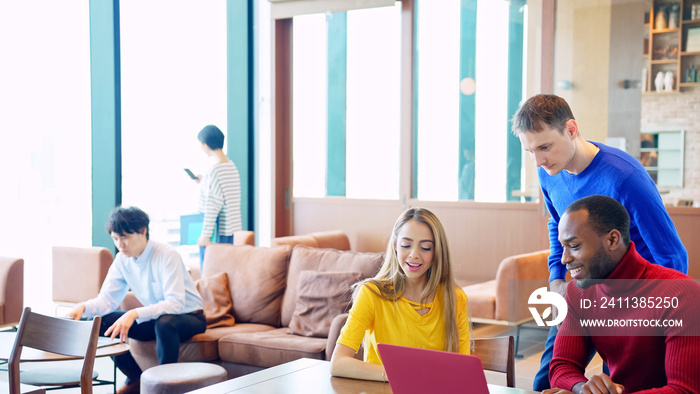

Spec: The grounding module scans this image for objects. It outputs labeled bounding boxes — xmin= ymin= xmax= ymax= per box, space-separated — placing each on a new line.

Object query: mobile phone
xmin=184 ymin=168 xmax=197 ymax=180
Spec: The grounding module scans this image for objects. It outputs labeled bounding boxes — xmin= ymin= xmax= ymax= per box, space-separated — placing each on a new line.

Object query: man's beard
xmin=575 ymin=246 xmax=617 ymax=289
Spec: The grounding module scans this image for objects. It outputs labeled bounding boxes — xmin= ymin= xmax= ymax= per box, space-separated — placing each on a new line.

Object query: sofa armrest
xmin=310 ymin=231 xmax=351 ymax=251
xmin=326 ymin=313 xmax=348 ymax=361
xmin=325 ymin=313 xmax=363 ymax=361
xmin=494 ymin=249 xmax=550 ymax=322
xmin=0 ymin=257 xmax=23 ymax=326
xmin=272 ymin=235 xmax=319 ymax=248
xmin=233 ymin=231 xmax=256 ymax=246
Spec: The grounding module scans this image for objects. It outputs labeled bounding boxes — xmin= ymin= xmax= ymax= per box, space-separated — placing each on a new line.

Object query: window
xmin=415 ymin=0 xmax=528 ymax=202
xmin=346 ymin=5 xmax=401 ymax=199
xmin=292 ymin=14 xmax=328 ymax=198
xmin=0 ymin=2 xmax=92 ymax=314
xmin=120 ymin=1 xmax=227 ymax=240
xmin=291 ymin=5 xmax=401 ymax=200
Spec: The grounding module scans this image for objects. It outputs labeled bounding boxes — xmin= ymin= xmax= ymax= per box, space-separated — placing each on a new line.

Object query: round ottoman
xmin=140 ymin=362 xmax=228 ymax=394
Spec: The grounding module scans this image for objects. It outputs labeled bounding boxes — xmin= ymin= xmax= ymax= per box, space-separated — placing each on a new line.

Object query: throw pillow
xmin=195 ymin=272 xmax=235 ymax=328
xmin=288 ymin=270 xmax=364 ymax=338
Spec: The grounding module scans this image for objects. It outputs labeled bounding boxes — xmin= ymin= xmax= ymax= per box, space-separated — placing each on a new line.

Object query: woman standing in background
xmin=194 ymin=125 xmax=242 ymax=272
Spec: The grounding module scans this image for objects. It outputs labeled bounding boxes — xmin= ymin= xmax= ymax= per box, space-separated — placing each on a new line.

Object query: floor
xmin=0 ymin=322 xmax=603 ymax=393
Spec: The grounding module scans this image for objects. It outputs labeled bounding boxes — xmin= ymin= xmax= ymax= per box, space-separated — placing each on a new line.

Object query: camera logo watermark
xmin=528 ymin=287 xmax=567 ymax=327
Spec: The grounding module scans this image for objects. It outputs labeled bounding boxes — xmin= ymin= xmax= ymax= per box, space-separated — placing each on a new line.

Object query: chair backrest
xmin=9 ymin=307 xmax=101 ymax=394
xmin=0 ymin=256 xmax=24 ymax=327
xmin=472 ymin=336 xmax=515 ymax=388
xmin=52 ymin=246 xmax=113 ymax=304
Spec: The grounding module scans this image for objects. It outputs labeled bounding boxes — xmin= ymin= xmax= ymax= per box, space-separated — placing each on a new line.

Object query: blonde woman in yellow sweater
xmin=330 ymin=207 xmax=471 ymax=382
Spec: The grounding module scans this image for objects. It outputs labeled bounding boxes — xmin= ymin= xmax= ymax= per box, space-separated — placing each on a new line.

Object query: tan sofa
xmin=0 ymin=256 xmax=24 ymax=327
xmin=128 ymin=243 xmax=383 ymax=378
xmin=462 ymin=249 xmax=550 ymax=357
xmin=463 ymin=249 xmax=550 ymax=325
xmin=272 ymin=230 xmax=351 ymax=251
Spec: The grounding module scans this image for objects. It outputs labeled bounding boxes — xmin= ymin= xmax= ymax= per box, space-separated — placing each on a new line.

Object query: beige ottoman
xmin=140 ymin=362 xmax=227 ymax=394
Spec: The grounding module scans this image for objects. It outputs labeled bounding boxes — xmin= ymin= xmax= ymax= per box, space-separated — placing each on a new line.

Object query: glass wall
xmin=346 ymin=5 xmax=401 ymax=199
xmin=120 ymin=1 xmax=227 ymax=245
xmin=0 ymin=2 xmax=92 ymax=314
xmin=290 ymin=1 xmax=527 ymax=203
xmin=292 ymin=14 xmax=328 ymax=198
xmin=415 ymin=0 xmax=528 ymax=202
xmin=291 ymin=5 xmax=401 ymax=200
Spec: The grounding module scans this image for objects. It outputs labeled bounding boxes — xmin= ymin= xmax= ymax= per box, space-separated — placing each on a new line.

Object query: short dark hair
xmin=564 ymin=195 xmax=631 ymax=246
xmin=511 ymin=94 xmax=575 ymax=136
xmin=106 ymin=206 xmax=150 ymax=239
xmin=197 ymin=125 xmax=225 ymax=150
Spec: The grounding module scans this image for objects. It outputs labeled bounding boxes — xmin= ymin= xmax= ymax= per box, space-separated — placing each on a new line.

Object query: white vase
xmin=655 ymin=71 xmax=665 ymax=92
xmin=664 ymin=71 xmax=674 ymax=91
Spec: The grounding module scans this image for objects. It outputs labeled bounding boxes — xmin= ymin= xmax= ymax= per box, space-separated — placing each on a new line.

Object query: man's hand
xmin=104 ymin=310 xmax=139 ymax=342
xmin=542 ymin=389 xmax=574 ymax=394
xmin=550 ymin=279 xmax=567 ymax=297
xmin=572 ymin=374 xmax=624 ymax=394
xmin=197 ymin=235 xmax=212 ymax=247
xmin=67 ymin=304 xmax=86 ymax=320
xmin=549 ymin=279 xmax=567 ymax=322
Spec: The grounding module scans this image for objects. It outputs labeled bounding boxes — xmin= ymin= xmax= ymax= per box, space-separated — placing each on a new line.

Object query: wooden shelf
xmin=652 ymin=27 xmax=681 ymax=33
xmin=646 ymin=0 xmax=685 ymax=92
xmin=651 ymin=58 xmax=679 ymax=63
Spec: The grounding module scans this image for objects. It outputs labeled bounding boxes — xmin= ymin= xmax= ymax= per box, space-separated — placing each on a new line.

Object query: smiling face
xmin=519 ymin=122 xmax=577 ymax=175
xmin=111 ymin=228 xmax=148 ymax=258
xmin=558 ymin=209 xmax=618 ymax=289
xmin=395 ymin=219 xmax=435 ymax=283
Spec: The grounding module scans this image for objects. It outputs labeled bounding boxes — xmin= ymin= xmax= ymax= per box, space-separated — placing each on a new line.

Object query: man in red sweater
xmin=547 ymin=195 xmax=700 ymax=394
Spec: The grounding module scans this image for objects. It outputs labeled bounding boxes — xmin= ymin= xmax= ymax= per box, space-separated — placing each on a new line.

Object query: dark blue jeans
xmin=100 ymin=310 xmax=206 ymax=382
xmin=533 ymin=325 xmax=610 ymax=391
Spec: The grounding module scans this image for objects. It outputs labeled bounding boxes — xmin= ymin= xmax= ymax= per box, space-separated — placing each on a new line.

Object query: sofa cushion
xmin=288 ymin=270 xmax=363 ymax=337
xmin=462 ymin=280 xmax=496 ymax=320
xmin=202 ymin=244 xmax=291 ymax=327
xmin=281 ymin=245 xmax=383 ymax=326
xmin=129 ymin=323 xmax=276 ymax=372
xmin=196 ymin=272 xmax=235 ymax=328
xmin=218 ymin=328 xmax=327 ymax=368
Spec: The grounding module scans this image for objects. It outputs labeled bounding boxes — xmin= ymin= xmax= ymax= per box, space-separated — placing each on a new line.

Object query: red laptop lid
xmin=377 ymin=343 xmax=490 ymax=394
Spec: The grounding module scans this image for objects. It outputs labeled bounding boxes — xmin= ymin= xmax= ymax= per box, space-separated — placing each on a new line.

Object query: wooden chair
xmin=472 ymin=336 xmax=515 ymax=388
xmin=8 ymin=307 xmax=101 ymax=394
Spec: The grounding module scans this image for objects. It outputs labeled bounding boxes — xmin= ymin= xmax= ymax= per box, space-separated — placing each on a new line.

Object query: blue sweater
xmin=540 ymin=141 xmax=688 ymax=282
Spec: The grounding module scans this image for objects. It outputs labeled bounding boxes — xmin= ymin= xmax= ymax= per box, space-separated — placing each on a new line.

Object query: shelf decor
xmin=645 ymin=0 xmax=700 ymax=92
xmin=687 ymin=27 xmax=700 ymax=51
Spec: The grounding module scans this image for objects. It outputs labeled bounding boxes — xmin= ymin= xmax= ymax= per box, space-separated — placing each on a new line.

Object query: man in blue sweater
xmin=511 ymin=94 xmax=688 ymax=391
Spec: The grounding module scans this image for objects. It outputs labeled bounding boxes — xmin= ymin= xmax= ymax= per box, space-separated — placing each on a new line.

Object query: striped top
xmin=198 ymin=161 xmax=242 ymax=237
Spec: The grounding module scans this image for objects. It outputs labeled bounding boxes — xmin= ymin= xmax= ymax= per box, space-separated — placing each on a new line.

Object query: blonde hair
xmin=353 ymin=207 xmax=465 ymax=353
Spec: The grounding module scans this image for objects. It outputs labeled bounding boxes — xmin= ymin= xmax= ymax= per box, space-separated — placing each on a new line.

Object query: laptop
xmin=377 ymin=343 xmax=490 ymax=394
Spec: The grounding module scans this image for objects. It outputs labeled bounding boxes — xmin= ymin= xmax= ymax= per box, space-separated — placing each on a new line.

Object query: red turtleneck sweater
xmin=550 ymin=242 xmax=700 ymax=393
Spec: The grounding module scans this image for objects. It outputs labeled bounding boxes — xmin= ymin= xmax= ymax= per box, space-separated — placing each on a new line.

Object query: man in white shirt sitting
xmin=68 ymin=206 xmax=206 ymax=394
